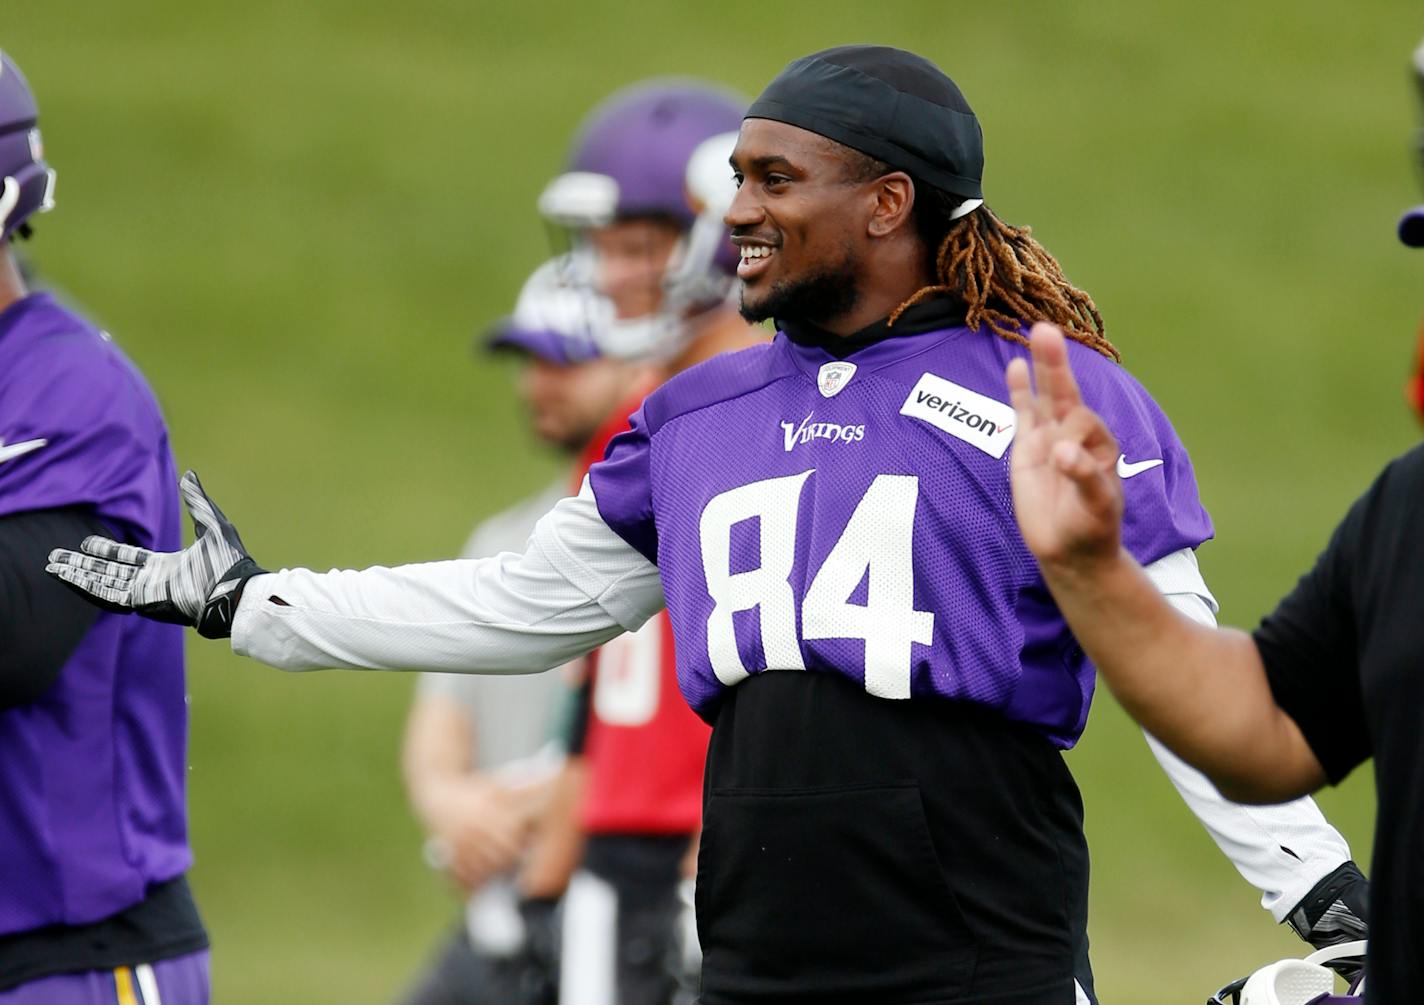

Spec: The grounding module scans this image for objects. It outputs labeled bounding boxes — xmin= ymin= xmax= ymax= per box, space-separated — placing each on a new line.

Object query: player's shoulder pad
xmin=642 ymin=341 xmax=787 ymax=436
xmin=1059 ymin=336 xmax=1137 ymax=390
xmin=4 ymin=300 xmax=165 ymax=439
xmin=1056 ymin=338 xmax=1170 ymax=427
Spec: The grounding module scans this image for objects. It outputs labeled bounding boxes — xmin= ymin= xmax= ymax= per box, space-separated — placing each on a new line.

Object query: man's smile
xmin=732 ymin=236 xmax=780 ymax=282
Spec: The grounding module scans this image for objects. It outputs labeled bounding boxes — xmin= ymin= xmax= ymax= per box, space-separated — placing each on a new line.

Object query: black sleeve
xmin=563 ymin=672 xmax=594 ymax=756
xmin=1253 ymin=482 xmax=1374 ymax=784
xmin=0 ymin=506 xmax=114 ymax=709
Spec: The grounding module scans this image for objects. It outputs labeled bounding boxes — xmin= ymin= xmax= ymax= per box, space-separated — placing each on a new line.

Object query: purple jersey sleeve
xmin=587 ymin=405 xmax=659 ymax=565
xmin=0 ymin=318 xmax=173 ymax=549
xmin=1066 ymin=342 xmax=1213 ymax=563
xmin=589 ymin=344 xmax=787 ymax=569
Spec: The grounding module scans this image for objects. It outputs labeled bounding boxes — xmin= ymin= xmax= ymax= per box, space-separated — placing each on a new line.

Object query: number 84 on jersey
xmin=698 ymin=470 xmax=934 ymax=700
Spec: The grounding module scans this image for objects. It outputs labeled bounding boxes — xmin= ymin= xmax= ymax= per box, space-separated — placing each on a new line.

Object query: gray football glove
xmin=45 ymin=470 xmax=265 ymax=639
xmin=1286 ymin=860 xmax=1368 ymax=980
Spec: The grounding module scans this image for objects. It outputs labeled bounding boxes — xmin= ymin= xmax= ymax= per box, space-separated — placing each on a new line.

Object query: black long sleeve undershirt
xmin=0 ymin=506 xmax=113 ymax=709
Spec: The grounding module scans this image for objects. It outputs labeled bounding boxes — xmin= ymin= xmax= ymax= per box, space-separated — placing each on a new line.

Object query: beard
xmin=738 ymin=252 xmax=861 ymax=328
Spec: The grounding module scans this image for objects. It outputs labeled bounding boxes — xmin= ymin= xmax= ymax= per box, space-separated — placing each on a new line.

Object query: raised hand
xmin=46 ymin=470 xmax=264 ymax=639
xmin=1006 ymin=322 xmax=1124 ymax=568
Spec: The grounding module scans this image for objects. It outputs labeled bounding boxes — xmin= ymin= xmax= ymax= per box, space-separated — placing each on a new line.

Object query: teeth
xmin=742 ymin=246 xmax=774 ymax=259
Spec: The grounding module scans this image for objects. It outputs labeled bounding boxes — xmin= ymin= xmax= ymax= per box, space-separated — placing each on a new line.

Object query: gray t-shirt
xmin=416 ymin=480 xmax=573 ymax=769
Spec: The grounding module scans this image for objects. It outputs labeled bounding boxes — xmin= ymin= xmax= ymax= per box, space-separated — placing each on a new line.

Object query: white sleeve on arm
xmin=1142 ymin=548 xmax=1352 ymax=922
xmin=231 ymin=479 xmax=665 ymax=674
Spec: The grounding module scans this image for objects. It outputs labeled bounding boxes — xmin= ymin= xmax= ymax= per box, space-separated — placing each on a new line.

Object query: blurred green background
xmin=7 ymin=2 xmax=1418 ymax=1000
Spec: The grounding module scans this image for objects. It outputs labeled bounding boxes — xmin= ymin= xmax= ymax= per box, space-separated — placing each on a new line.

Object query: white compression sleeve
xmin=1144 ymin=548 xmax=1352 ymax=922
xmin=231 ymin=479 xmax=665 ymax=674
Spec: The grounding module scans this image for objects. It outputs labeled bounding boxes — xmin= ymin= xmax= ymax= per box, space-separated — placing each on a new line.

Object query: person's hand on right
xmin=1006 ymin=322 xmax=1124 ymax=572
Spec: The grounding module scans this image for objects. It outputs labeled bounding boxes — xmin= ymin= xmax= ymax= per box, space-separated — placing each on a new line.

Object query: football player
xmin=396 ymin=261 xmax=654 ymax=1005
xmin=46 ymin=46 xmax=1361 ymax=1003
xmin=0 ymin=50 xmax=210 ymax=1004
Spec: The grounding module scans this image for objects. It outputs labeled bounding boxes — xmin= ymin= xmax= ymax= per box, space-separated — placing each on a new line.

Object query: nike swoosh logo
xmin=1116 ymin=454 xmax=1164 ymax=479
xmin=0 ymin=438 xmax=48 ymax=465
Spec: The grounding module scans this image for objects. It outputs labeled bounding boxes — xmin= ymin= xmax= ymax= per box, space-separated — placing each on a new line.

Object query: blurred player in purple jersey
xmin=0 ymin=50 xmax=210 ymax=1004
xmin=49 ymin=46 xmax=1361 ymax=1004
xmin=396 ymin=261 xmax=655 ymax=1005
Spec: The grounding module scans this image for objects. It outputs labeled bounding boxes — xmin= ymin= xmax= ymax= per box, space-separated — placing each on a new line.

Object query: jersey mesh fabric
xmin=593 ymin=324 xmax=1212 ymax=746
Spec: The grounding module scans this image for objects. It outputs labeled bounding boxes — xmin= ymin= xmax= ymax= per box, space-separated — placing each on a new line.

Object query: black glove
xmin=1286 ymin=860 xmax=1368 ymax=978
xmin=45 ymin=470 xmax=265 ymax=639
xmin=513 ymin=897 xmax=560 ymax=1005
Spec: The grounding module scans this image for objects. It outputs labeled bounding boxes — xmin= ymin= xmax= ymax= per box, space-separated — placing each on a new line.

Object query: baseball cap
xmin=1398 ymin=206 xmax=1424 ymax=248
xmin=483 ymin=258 xmax=608 ymax=364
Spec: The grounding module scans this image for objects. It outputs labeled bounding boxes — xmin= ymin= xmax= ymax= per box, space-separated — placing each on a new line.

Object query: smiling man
xmin=50 ymin=46 xmax=1361 ymax=1004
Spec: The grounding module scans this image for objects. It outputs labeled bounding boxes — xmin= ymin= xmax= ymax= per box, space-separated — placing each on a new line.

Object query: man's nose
xmin=724 ymin=184 xmax=763 ymax=229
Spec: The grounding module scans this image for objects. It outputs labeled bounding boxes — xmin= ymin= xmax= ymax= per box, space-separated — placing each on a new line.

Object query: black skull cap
xmin=746 ymin=45 xmax=983 ymax=200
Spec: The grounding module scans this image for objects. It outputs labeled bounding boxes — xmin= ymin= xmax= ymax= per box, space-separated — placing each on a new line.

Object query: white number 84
xmin=698 ymin=471 xmax=935 ymax=699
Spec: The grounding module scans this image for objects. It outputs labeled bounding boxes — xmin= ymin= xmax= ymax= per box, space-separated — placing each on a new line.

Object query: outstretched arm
xmin=48 ymin=473 xmax=665 ymax=676
xmin=1006 ymin=323 xmax=1325 ymax=803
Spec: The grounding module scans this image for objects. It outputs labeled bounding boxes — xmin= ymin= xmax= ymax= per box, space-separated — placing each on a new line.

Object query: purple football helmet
xmin=543 ymin=79 xmax=745 ymax=227
xmin=0 ymin=51 xmax=56 ymax=243
xmin=538 ymin=79 xmax=746 ymax=360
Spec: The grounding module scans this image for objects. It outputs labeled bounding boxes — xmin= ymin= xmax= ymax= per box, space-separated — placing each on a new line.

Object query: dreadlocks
xmin=843 ymin=151 xmax=1118 ymax=360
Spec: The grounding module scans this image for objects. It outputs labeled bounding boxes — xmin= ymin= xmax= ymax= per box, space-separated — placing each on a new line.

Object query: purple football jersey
xmin=0 ymin=293 xmax=189 ymax=934
xmin=590 ymin=321 xmax=1212 ymax=747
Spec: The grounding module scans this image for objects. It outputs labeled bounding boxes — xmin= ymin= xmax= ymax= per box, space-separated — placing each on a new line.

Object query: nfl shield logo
xmin=817 ymin=361 xmax=857 ymax=398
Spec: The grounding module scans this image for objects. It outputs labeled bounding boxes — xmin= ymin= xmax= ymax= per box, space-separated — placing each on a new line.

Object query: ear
xmin=866 ymin=172 xmax=916 ymax=239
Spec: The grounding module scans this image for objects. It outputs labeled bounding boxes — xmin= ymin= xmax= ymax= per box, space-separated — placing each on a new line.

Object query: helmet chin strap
xmin=661 ymin=210 xmax=734 ymax=315
xmin=0 ymin=177 xmax=19 ymax=233
xmin=40 ymin=166 xmax=55 ymax=213
xmin=597 ymin=312 xmax=684 ymax=362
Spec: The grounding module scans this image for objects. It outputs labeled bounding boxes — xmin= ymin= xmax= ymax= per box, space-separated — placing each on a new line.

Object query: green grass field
xmin=7 ymin=3 xmax=1419 ymax=1000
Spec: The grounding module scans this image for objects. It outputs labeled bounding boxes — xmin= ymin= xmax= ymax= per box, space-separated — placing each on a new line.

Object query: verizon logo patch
xmin=900 ymin=373 xmax=1016 ymax=458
